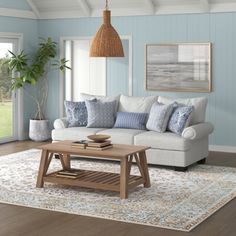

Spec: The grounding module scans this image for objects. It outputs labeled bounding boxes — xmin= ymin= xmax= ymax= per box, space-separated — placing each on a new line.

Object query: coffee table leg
xmin=120 ymin=157 xmax=128 ymax=199
xmin=64 ymin=154 xmax=71 ymax=170
xmin=128 ymin=155 xmax=133 ymax=176
xmin=44 ymin=153 xmax=54 ymax=175
xmin=59 ymin=154 xmax=71 ymax=170
xmin=36 ymin=150 xmax=48 ymax=188
xmin=139 ymin=151 xmax=151 ymax=188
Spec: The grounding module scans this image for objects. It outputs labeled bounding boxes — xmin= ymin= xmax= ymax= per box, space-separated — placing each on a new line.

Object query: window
xmin=0 ymin=41 xmax=14 ymax=140
xmin=64 ymin=39 xmax=106 ymax=101
xmin=0 ymin=33 xmax=23 ymax=143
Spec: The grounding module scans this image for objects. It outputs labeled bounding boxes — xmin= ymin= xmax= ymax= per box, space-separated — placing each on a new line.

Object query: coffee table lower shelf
xmin=44 ymin=169 xmax=144 ymax=192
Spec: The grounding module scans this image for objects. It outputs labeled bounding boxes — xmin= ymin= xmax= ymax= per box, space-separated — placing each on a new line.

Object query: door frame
xmin=0 ymin=32 xmax=24 ymax=143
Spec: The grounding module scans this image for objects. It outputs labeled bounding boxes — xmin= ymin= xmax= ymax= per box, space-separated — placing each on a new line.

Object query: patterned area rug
xmin=0 ymin=149 xmax=236 ymax=232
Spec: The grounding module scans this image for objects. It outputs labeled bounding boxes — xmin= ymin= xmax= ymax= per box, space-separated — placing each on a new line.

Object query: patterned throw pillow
xmin=114 ymin=112 xmax=148 ymax=130
xmin=85 ymin=100 xmax=117 ymax=128
xmin=64 ymin=101 xmax=88 ymax=127
xmin=168 ymin=103 xmax=194 ymax=135
xmin=146 ymin=102 xmax=174 ymax=133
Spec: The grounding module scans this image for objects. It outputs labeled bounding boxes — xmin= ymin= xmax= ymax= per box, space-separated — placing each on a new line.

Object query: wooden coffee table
xmin=36 ymin=141 xmax=151 ymax=199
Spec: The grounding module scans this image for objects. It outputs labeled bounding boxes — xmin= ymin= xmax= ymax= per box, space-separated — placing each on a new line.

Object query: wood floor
xmin=0 ymin=141 xmax=236 ymax=236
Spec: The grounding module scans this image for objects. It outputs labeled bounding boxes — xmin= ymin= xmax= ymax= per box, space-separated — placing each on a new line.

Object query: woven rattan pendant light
xmin=90 ymin=0 xmax=124 ymax=57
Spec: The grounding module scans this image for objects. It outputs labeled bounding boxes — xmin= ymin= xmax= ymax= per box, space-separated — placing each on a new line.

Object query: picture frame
xmin=145 ymin=43 xmax=212 ymax=92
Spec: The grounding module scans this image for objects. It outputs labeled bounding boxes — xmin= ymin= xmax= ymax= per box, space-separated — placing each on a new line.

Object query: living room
xmin=0 ymin=0 xmax=236 ymax=235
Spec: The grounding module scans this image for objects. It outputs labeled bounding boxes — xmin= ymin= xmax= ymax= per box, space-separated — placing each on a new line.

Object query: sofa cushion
xmin=118 ymin=94 xmax=158 ymax=113
xmin=167 ymin=103 xmax=194 ymax=135
xmin=134 ymin=131 xmax=191 ymax=151
xmin=80 ymin=93 xmax=120 ymax=111
xmin=52 ymin=127 xmax=106 ymax=141
xmin=114 ymin=112 xmax=148 ymax=130
xmin=97 ymin=128 xmax=146 ymax=145
xmin=64 ymin=101 xmax=88 ymax=127
xmin=85 ymin=100 xmax=117 ymax=128
xmin=146 ymin=102 xmax=174 ymax=133
xmin=158 ymin=96 xmax=207 ymax=125
xmin=80 ymin=93 xmax=120 ymax=102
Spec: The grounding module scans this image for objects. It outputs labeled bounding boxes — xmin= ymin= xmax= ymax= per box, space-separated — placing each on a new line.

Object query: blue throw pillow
xmin=168 ymin=103 xmax=194 ymax=135
xmin=64 ymin=101 xmax=88 ymax=127
xmin=114 ymin=112 xmax=148 ymax=130
xmin=146 ymin=102 xmax=174 ymax=133
xmin=85 ymin=99 xmax=117 ymax=128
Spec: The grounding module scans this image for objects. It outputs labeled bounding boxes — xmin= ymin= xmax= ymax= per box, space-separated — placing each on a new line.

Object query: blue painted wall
xmin=0 ymin=0 xmax=31 ymax=10
xmin=107 ymin=40 xmax=129 ymax=96
xmin=38 ymin=13 xmax=236 ymax=146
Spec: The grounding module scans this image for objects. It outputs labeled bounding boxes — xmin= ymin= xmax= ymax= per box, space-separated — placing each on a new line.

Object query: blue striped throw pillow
xmin=114 ymin=112 xmax=148 ymax=130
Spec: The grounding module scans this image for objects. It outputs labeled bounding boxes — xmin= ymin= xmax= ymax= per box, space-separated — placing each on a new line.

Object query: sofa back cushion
xmin=80 ymin=93 xmax=120 ymax=111
xmin=114 ymin=112 xmax=148 ymax=130
xmin=146 ymin=102 xmax=174 ymax=133
xmin=85 ymin=100 xmax=117 ymax=128
xmin=158 ymin=96 xmax=207 ymax=125
xmin=118 ymin=95 xmax=158 ymax=113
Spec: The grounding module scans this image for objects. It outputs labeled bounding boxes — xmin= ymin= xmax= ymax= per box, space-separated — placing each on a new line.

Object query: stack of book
xmin=71 ymin=140 xmax=89 ymax=149
xmin=56 ymin=170 xmax=80 ymax=179
xmin=86 ymin=140 xmax=113 ymax=150
xmin=72 ymin=140 xmax=113 ymax=150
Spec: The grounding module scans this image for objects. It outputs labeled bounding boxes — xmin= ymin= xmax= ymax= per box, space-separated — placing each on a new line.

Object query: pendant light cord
xmin=105 ymin=0 xmax=108 ymax=10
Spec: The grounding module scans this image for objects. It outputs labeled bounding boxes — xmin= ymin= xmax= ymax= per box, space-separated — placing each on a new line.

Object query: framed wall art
xmin=145 ymin=43 xmax=212 ymax=92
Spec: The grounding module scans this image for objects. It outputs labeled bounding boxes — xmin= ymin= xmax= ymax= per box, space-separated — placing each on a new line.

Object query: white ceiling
xmin=3 ymin=0 xmax=236 ymax=19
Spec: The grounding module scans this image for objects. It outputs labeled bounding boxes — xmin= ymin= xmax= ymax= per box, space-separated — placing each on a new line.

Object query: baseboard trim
xmin=209 ymin=145 xmax=236 ymax=153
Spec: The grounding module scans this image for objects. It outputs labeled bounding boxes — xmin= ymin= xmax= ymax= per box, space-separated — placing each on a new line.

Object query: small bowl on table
xmin=87 ymin=134 xmax=111 ymax=143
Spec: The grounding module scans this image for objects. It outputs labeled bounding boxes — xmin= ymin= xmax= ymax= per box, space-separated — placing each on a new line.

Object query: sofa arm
xmin=53 ymin=117 xmax=68 ymax=129
xmin=182 ymin=122 xmax=214 ymax=140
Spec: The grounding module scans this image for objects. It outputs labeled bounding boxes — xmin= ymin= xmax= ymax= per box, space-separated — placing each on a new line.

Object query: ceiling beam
xmin=0 ymin=8 xmax=36 ymax=19
xmin=27 ymin=0 xmax=40 ymax=18
xmin=200 ymin=0 xmax=210 ymax=12
xmin=77 ymin=0 xmax=91 ymax=17
xmin=144 ymin=0 xmax=155 ymax=15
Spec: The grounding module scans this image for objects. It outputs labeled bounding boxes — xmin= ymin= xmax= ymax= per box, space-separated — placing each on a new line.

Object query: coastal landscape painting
xmin=146 ymin=43 xmax=211 ymax=92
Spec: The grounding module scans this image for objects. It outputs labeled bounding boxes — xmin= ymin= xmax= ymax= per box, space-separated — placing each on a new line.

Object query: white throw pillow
xmin=118 ymin=95 xmax=158 ymax=113
xmin=158 ymin=96 xmax=207 ymax=125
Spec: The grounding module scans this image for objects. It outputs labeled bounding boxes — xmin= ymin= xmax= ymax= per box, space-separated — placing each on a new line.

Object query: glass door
xmin=0 ymin=39 xmax=18 ymax=143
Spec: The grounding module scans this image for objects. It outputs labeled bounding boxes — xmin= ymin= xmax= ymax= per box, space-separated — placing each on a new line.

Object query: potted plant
xmin=6 ymin=37 xmax=70 ymax=141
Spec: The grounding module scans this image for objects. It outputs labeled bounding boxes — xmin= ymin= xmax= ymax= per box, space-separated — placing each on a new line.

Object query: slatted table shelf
xmin=44 ymin=169 xmax=144 ymax=192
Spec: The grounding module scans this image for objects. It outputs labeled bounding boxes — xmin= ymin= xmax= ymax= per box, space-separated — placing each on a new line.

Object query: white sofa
xmin=52 ymin=94 xmax=214 ymax=171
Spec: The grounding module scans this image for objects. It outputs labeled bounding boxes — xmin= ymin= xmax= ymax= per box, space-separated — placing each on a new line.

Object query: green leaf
xmin=31 ymin=79 xmax=36 ymax=85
